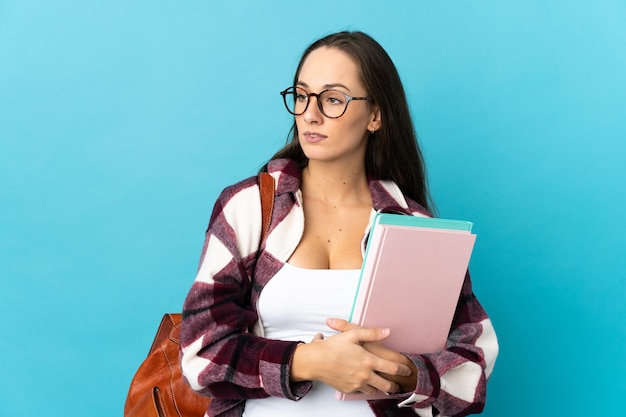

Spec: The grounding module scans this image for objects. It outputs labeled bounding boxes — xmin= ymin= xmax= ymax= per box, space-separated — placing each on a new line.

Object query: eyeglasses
xmin=280 ymin=86 xmax=373 ymax=119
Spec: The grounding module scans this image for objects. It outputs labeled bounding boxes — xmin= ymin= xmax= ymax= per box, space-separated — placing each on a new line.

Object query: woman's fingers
xmin=327 ymin=318 xmax=391 ymax=347
xmin=362 ymin=342 xmax=418 ymax=392
xmin=353 ymin=346 xmax=410 ymax=379
xmin=335 ymin=323 xmax=391 ymax=344
xmin=360 ymin=369 xmax=401 ymax=395
xmin=327 ymin=318 xmax=413 ymax=378
xmin=310 ymin=332 xmax=324 ymax=342
xmin=326 ymin=317 xmax=360 ymax=332
xmin=338 ymin=358 xmax=402 ymax=395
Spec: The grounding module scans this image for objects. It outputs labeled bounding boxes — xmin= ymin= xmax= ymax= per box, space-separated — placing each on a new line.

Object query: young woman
xmin=180 ymin=31 xmax=498 ymax=417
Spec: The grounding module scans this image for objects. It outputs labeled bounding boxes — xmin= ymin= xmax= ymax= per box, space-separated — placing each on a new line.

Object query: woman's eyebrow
xmin=296 ymin=81 xmax=352 ymax=92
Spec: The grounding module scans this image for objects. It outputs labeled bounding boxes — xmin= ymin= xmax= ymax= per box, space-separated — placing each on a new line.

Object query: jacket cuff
xmin=402 ymin=354 xmax=437 ymax=408
xmin=258 ymin=340 xmax=312 ymax=399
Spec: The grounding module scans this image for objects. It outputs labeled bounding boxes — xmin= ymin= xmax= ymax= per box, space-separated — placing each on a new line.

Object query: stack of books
xmin=337 ymin=213 xmax=476 ymax=401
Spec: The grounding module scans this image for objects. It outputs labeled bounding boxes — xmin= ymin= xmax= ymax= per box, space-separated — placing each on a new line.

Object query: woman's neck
xmin=301 ymin=161 xmax=370 ymax=206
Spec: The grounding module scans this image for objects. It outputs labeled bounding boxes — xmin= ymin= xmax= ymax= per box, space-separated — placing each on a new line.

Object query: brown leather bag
xmin=124 ymin=313 xmax=211 ymax=417
xmin=124 ymin=172 xmax=275 ymax=417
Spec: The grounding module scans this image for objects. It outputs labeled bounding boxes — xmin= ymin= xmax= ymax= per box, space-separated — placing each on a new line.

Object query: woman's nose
xmin=302 ymin=95 xmax=323 ymax=124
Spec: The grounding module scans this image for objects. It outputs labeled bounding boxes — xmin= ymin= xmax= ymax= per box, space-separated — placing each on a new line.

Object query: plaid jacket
xmin=180 ymin=158 xmax=498 ymax=417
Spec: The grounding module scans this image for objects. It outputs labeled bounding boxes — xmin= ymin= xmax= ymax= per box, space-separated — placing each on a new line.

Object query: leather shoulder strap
xmin=148 ymin=313 xmax=181 ymax=355
xmin=259 ymin=172 xmax=275 ymax=244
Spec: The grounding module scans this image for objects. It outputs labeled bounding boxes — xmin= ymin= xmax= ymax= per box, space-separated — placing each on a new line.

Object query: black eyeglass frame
xmin=280 ymin=86 xmax=373 ymax=119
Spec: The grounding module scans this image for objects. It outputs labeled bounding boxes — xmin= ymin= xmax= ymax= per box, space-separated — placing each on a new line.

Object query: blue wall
xmin=1 ymin=1 xmax=624 ymax=415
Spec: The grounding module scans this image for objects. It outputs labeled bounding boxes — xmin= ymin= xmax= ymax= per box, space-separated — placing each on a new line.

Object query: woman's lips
xmin=303 ymin=131 xmax=327 ymax=143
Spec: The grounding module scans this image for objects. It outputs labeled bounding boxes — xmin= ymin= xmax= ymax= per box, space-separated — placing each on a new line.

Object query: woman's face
xmin=295 ymin=47 xmax=381 ymax=167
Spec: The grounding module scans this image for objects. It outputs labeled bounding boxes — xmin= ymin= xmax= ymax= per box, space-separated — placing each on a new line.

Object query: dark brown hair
xmin=266 ymin=31 xmax=433 ymax=212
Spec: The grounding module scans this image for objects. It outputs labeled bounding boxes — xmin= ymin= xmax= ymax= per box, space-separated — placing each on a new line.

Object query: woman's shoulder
xmin=214 ymin=158 xmax=301 ymax=207
xmin=369 ymin=178 xmax=431 ymax=218
xmin=216 ymin=175 xmax=259 ymax=204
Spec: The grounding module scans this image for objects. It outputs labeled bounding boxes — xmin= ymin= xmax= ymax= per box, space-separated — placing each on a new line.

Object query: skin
xmin=288 ymin=47 xmax=418 ymax=395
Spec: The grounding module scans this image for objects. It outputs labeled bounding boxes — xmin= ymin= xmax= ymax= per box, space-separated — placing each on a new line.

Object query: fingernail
xmin=381 ymin=328 xmax=390 ymax=336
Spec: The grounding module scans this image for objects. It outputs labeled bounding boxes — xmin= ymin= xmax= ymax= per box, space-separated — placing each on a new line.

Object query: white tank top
xmin=243 ymin=263 xmax=373 ymax=417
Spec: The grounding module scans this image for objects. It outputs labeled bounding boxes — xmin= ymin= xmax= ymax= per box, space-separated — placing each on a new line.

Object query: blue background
xmin=1 ymin=1 xmax=625 ymax=415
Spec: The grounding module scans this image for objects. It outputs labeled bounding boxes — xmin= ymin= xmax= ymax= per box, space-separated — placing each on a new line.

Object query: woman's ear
xmin=368 ymin=106 xmax=382 ymax=133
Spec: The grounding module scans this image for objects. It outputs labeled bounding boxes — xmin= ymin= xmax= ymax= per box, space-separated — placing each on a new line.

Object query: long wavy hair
xmin=265 ymin=31 xmax=433 ymax=212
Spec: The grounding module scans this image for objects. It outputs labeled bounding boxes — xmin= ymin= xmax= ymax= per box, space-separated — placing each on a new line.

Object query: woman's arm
xmin=179 ymin=182 xmax=309 ymax=401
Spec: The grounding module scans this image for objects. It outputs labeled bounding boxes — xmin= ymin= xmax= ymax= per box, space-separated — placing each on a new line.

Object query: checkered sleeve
xmin=179 ymin=180 xmax=311 ymax=401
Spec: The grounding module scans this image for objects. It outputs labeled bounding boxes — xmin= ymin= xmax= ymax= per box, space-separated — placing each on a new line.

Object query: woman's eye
xmin=295 ymin=93 xmax=307 ymax=102
xmin=325 ymin=93 xmax=345 ymax=105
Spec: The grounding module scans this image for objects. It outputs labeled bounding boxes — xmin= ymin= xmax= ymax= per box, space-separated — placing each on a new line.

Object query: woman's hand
xmin=290 ymin=319 xmax=414 ymax=395
xmin=326 ymin=318 xmax=418 ymax=393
